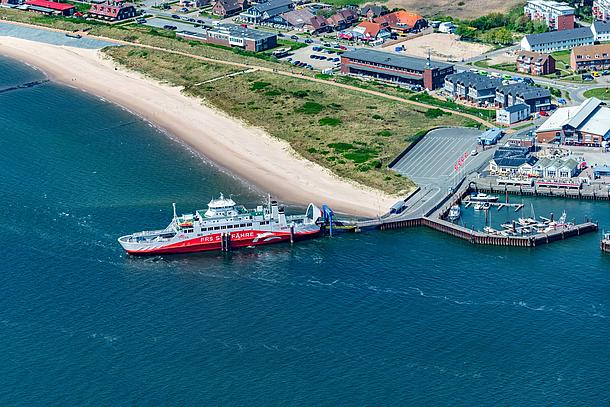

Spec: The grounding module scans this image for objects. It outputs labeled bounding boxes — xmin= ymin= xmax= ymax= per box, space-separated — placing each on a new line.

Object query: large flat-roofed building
xmin=535 ymin=98 xmax=610 ymax=146
xmin=25 ymin=0 xmax=75 ymax=15
xmin=516 ymin=51 xmax=556 ymax=75
xmin=593 ymin=0 xmax=610 ymax=21
xmin=570 ymin=43 xmax=610 ymax=71
xmin=340 ymin=48 xmax=454 ymax=90
xmin=521 ymin=27 xmax=594 ymax=53
xmin=524 ymin=0 xmax=575 ymax=31
xmin=177 ymin=24 xmax=277 ymax=52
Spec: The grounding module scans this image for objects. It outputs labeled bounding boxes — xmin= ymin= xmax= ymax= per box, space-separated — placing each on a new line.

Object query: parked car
xmin=309 ymin=54 xmax=316 ymax=59
xmin=339 ymin=45 xmax=347 ymax=50
xmin=180 ymin=7 xmax=188 ymax=12
xmin=277 ymin=32 xmax=285 ymax=37
xmin=539 ymin=110 xmax=549 ymax=117
xmin=603 ymin=70 xmax=610 ymax=76
xmin=196 ymin=19 xmax=205 ymax=24
xmin=523 ymin=77 xmax=534 ymax=85
xmin=557 ymin=98 xmax=567 ymax=104
xmin=470 ymin=149 xmax=478 ymax=156
xmin=319 ymin=55 xmax=327 ymax=60
xmin=287 ymin=57 xmax=292 ymax=62
xmin=163 ymin=24 xmax=177 ymax=30
xmin=171 ymin=14 xmax=180 ymax=19
xmin=292 ymin=60 xmax=300 ymax=65
xmin=323 ymin=42 xmax=331 ymax=47
xmin=582 ymin=74 xmax=594 ymax=81
xmin=136 ymin=18 xmax=146 ymax=24
xmin=304 ymin=39 xmax=313 ymax=44
xmin=290 ymin=35 xmax=299 ymax=40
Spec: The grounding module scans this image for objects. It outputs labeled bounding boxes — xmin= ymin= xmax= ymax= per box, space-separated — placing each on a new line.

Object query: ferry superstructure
xmin=118 ymin=195 xmax=321 ymax=255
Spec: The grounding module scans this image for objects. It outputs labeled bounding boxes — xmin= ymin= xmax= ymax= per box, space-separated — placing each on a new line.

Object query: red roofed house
xmin=352 ymin=21 xmax=390 ymax=41
xmin=374 ymin=10 xmax=427 ymax=33
xmin=25 ymin=0 xmax=75 ymax=16
xmin=326 ymin=8 xmax=358 ymax=31
xmin=89 ymin=0 xmax=137 ymax=21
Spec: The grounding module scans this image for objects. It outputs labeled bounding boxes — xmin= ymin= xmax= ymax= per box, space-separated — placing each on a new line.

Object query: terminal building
xmin=340 ymin=48 xmax=454 ymax=90
xmin=524 ymin=0 xmax=575 ymax=31
xmin=177 ymin=24 xmax=277 ymax=52
xmin=535 ymin=97 xmax=610 ymax=146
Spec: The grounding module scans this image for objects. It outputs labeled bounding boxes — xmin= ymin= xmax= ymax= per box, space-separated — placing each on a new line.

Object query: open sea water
xmin=1 ymin=55 xmax=610 ymax=406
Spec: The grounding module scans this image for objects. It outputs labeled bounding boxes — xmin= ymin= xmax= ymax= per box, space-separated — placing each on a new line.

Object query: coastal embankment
xmin=0 ymin=36 xmax=397 ymax=217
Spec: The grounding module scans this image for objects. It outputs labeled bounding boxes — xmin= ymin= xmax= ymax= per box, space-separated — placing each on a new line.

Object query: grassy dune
xmin=105 ymin=46 xmax=476 ymax=194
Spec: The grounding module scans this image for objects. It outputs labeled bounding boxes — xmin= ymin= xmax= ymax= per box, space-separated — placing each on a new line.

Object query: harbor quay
xmin=352 ymin=178 xmax=599 ymax=248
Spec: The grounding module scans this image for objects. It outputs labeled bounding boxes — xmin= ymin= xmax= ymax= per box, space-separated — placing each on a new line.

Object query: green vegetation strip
xmin=104 ymin=46 xmax=477 ymax=194
xmin=583 ymin=88 xmax=610 ymax=100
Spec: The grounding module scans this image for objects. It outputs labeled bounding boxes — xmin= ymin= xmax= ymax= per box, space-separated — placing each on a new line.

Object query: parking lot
xmin=392 ymin=128 xmax=488 ymax=185
xmin=278 ymin=45 xmax=339 ymax=71
xmin=390 ymin=128 xmax=497 ymax=216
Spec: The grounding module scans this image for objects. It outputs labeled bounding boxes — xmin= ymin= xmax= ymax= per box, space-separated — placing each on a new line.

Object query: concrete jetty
xmin=354 ymin=175 xmax=599 ymax=247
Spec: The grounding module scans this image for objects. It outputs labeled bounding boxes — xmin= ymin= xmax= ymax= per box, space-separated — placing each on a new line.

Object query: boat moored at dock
xmin=467 ymin=192 xmax=499 ymax=202
xmin=118 ymin=195 xmax=321 ymax=255
xmin=448 ymin=205 xmax=461 ymax=221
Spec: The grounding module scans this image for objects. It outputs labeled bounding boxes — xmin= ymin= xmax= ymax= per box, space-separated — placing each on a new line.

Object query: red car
xmin=539 ymin=111 xmax=549 ymax=117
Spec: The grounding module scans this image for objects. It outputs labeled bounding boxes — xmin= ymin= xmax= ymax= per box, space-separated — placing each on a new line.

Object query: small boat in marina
xmin=448 ymin=204 xmax=461 ymax=221
xmin=468 ymin=192 xmax=499 ymax=202
xmin=473 ymin=202 xmax=491 ymax=211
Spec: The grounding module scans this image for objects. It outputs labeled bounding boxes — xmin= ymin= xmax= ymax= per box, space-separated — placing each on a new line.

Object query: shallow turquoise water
xmin=1 ymin=55 xmax=610 ymax=405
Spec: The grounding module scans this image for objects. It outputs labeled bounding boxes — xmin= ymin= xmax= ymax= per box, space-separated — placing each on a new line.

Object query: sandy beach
xmin=0 ymin=36 xmax=398 ymax=217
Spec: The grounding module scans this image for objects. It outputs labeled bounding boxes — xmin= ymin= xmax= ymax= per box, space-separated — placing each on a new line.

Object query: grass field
xmin=583 ymin=87 xmax=610 ymax=100
xmin=105 ymin=46 xmax=477 ymax=194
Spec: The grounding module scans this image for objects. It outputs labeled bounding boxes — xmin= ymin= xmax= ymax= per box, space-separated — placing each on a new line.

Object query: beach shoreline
xmin=0 ymin=36 xmax=399 ymax=217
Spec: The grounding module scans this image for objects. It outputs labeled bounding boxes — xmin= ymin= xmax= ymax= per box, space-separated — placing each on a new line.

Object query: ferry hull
xmin=121 ymin=229 xmax=320 ymax=256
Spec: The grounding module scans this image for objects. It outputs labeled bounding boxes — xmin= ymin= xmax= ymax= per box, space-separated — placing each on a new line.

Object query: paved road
xmin=391 ymin=128 xmax=498 ymax=217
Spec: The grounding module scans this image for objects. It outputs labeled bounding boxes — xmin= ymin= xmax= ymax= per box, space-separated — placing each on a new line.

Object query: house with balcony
xmin=593 ymin=0 xmax=610 ymax=21
xmin=239 ymin=0 xmax=293 ymax=24
xmin=443 ymin=71 xmax=502 ymax=106
xmin=495 ymin=83 xmax=552 ymax=113
xmin=88 ymin=0 xmax=136 ymax=21
xmin=373 ymin=10 xmax=427 ymax=34
xmin=524 ymin=0 xmax=575 ymax=31
xmin=516 ymin=51 xmax=556 ymax=76
xmin=570 ymin=43 xmax=610 ymax=71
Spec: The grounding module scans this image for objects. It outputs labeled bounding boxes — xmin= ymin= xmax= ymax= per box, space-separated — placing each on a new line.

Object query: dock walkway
xmin=354 ymin=175 xmax=599 ymax=247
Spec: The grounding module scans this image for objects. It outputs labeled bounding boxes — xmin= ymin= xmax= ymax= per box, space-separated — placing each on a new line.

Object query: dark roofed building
xmin=326 ymin=8 xmax=358 ymax=30
xmin=360 ymin=4 xmax=388 ymax=19
xmin=340 ymin=48 xmax=454 ymax=90
xmin=239 ymin=0 xmax=293 ymax=23
xmin=212 ymin=0 xmax=242 ymax=17
xmin=279 ymin=8 xmax=329 ymax=33
xmin=89 ymin=0 xmax=136 ymax=21
xmin=495 ymin=82 xmax=552 ymax=112
xmin=444 ymin=71 xmax=502 ymax=105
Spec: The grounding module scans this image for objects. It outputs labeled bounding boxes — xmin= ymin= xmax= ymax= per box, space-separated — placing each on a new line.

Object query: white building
xmin=521 ymin=27 xmax=595 ymax=53
xmin=438 ymin=21 xmax=456 ymax=34
xmin=591 ymin=20 xmax=610 ymax=41
xmin=497 ymin=103 xmax=531 ymax=125
xmin=524 ymin=0 xmax=575 ymax=31
xmin=593 ymin=0 xmax=610 ymax=21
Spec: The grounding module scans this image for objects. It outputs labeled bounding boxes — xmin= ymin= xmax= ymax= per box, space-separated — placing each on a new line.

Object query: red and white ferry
xmin=118 ymin=194 xmax=322 ymax=255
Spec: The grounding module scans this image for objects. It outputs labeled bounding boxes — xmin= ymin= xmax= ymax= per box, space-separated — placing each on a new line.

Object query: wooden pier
xmin=473 ymin=182 xmax=610 ymax=201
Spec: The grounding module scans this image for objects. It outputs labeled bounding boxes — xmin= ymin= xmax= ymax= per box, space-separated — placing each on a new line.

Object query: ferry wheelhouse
xmin=118 ymin=194 xmax=321 ymax=255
